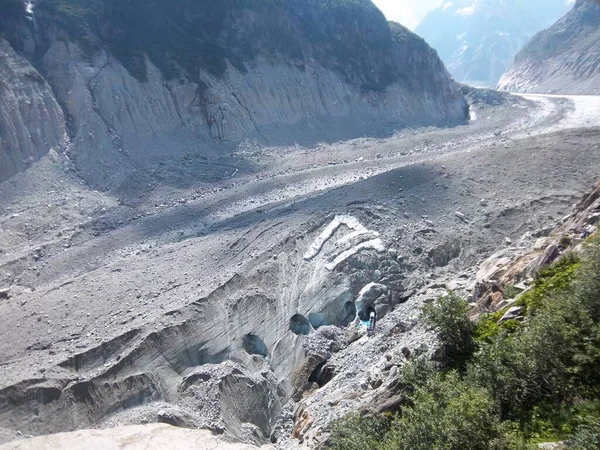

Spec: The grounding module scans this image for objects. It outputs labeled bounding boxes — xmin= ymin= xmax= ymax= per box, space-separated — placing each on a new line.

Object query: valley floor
xmin=0 ymin=92 xmax=599 ymax=447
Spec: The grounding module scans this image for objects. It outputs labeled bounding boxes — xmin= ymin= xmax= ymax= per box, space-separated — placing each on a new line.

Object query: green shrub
xmin=383 ymin=372 xmax=505 ymax=450
xmin=523 ymin=400 xmax=600 ymax=444
xmin=517 ymin=252 xmax=581 ymax=314
xmin=397 ymin=356 xmax=438 ymax=390
xmin=421 ymin=293 xmax=475 ymax=370
xmin=474 ymin=311 xmax=521 ymax=343
xmin=568 ymin=422 xmax=600 ymax=450
xmin=504 ymin=284 xmax=522 ymax=299
xmin=329 ymin=414 xmax=391 ymax=450
xmin=330 ymin=372 xmax=532 ymax=450
xmin=474 ymin=312 xmax=502 ymax=342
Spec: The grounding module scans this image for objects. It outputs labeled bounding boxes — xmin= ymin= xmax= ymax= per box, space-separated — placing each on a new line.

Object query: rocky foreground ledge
xmin=0 ymin=423 xmax=271 ymax=450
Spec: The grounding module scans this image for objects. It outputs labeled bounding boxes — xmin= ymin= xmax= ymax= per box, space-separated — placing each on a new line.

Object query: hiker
xmin=367 ymin=309 xmax=376 ymax=336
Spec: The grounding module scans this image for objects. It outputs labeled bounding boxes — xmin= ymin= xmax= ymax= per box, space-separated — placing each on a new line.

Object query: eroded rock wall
xmin=0 ymin=39 xmax=66 ymax=183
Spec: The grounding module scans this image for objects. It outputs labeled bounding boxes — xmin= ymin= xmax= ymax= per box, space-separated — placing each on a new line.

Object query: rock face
xmin=498 ymin=0 xmax=600 ymax=94
xmin=415 ymin=0 xmax=570 ymax=87
xmin=0 ymin=39 xmax=66 ymax=183
xmin=0 ymin=0 xmax=467 ymax=186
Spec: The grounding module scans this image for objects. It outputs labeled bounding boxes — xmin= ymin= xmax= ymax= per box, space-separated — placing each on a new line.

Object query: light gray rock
xmin=0 ymin=423 xmax=272 ymax=450
xmin=500 ymin=306 xmax=523 ymax=322
xmin=455 ymin=211 xmax=468 ymax=223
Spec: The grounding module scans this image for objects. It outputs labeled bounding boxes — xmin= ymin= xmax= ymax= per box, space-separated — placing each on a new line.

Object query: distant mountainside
xmin=416 ymin=0 xmax=571 ymax=87
xmin=498 ymin=0 xmax=600 ymax=94
xmin=0 ymin=0 xmax=467 ymax=186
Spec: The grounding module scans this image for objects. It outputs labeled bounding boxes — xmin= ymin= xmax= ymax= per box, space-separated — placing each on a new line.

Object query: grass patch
xmin=516 ymin=252 xmax=581 ymax=314
xmin=504 ymin=283 xmax=522 ymax=299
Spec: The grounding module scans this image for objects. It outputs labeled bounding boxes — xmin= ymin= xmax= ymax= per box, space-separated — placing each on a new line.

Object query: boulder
xmin=292 ymin=409 xmax=314 ymax=440
xmin=455 ymin=211 xmax=469 ymax=223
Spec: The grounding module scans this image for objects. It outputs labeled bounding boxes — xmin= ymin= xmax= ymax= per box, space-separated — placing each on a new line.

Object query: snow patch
xmin=304 ymin=215 xmax=369 ymax=260
xmin=469 ymin=106 xmax=478 ymax=121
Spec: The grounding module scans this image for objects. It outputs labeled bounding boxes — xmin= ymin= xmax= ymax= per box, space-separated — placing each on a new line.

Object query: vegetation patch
xmin=516 ymin=252 xmax=581 ymax=314
xmin=0 ymin=0 xmax=24 ymax=15
xmin=503 ymin=283 xmax=522 ymax=299
xmin=474 ymin=312 xmax=520 ymax=343
xmin=34 ymin=0 xmax=404 ymax=90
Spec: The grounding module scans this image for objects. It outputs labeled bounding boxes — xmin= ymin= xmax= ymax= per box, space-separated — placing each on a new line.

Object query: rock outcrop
xmin=472 ymin=181 xmax=600 ymax=315
xmin=0 ymin=0 xmax=467 ymax=186
xmin=498 ymin=0 xmax=600 ymax=94
xmin=416 ymin=0 xmax=570 ymax=87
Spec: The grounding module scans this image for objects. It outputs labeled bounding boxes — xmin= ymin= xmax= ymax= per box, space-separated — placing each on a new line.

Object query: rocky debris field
xmin=0 ymin=423 xmax=274 ymax=450
xmin=0 ymin=92 xmax=600 ymax=448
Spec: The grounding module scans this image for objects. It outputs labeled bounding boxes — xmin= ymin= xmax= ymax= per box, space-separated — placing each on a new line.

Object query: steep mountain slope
xmin=498 ymin=0 xmax=600 ymax=94
xmin=0 ymin=0 xmax=467 ymax=187
xmin=0 ymin=39 xmax=66 ymax=182
xmin=416 ymin=0 xmax=570 ymax=87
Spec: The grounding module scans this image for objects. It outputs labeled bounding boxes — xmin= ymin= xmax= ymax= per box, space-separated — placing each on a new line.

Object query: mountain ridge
xmin=0 ymin=0 xmax=467 ymax=187
xmin=498 ymin=0 xmax=600 ymax=94
xmin=415 ymin=0 xmax=571 ymax=87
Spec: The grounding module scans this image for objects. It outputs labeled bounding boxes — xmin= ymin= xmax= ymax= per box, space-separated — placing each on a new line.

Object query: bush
xmin=384 ymin=372 xmax=506 ymax=450
xmin=329 ymin=414 xmax=391 ymax=450
xmin=330 ymin=372 xmax=532 ymax=450
xmin=516 ymin=252 xmax=581 ymax=314
xmin=397 ymin=356 xmax=438 ymax=390
xmin=467 ymin=333 xmax=538 ymax=421
xmin=474 ymin=311 xmax=521 ymax=343
xmin=504 ymin=284 xmax=522 ymax=299
xmin=421 ymin=293 xmax=475 ymax=370
xmin=568 ymin=422 xmax=600 ymax=450
xmin=470 ymin=240 xmax=600 ymax=430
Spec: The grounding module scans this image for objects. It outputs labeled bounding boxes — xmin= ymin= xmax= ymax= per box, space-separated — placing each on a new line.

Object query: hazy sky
xmin=372 ymin=0 xmax=444 ymax=30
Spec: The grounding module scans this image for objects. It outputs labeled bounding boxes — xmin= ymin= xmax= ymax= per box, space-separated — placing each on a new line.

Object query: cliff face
xmin=415 ymin=0 xmax=570 ymax=87
xmin=0 ymin=0 xmax=467 ymax=187
xmin=498 ymin=0 xmax=600 ymax=94
xmin=0 ymin=38 xmax=65 ymax=183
